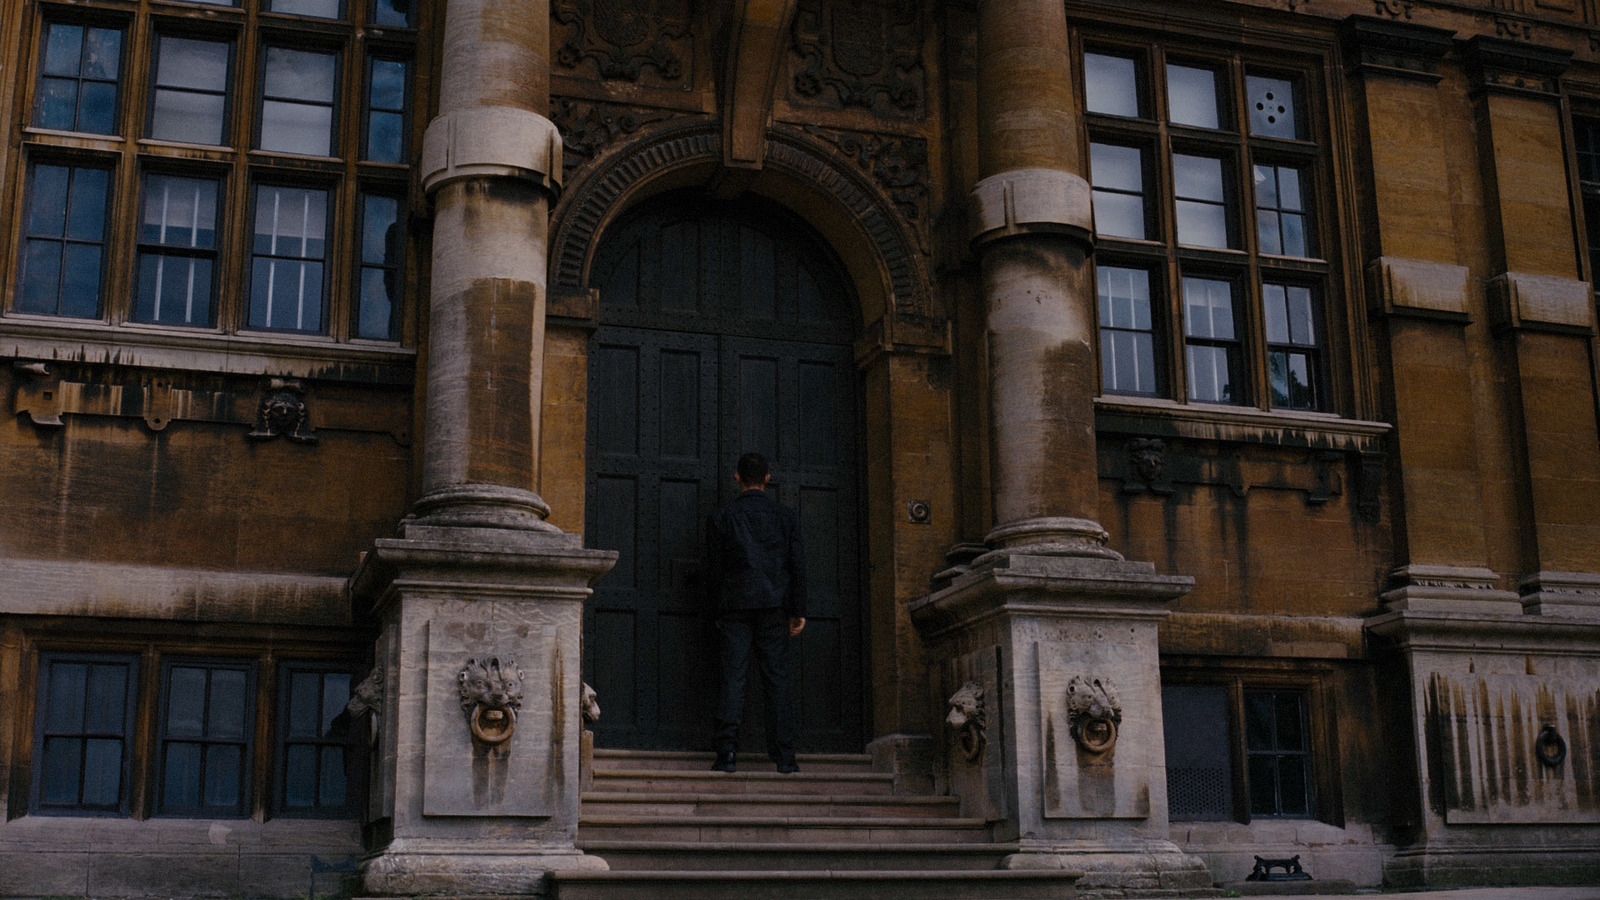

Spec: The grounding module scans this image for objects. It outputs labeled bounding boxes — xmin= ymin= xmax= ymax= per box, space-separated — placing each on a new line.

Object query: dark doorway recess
xmin=583 ymin=193 xmax=865 ymax=752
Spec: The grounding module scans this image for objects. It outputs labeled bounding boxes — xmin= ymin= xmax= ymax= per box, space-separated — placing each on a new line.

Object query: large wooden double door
xmin=582 ymin=195 xmax=864 ymax=751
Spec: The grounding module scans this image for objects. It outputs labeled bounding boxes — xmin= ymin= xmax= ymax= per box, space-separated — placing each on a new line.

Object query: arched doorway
xmin=582 ymin=192 xmax=864 ymax=752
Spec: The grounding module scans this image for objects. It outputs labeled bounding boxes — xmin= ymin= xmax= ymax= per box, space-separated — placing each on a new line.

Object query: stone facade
xmin=2 ymin=0 xmax=1600 ymax=896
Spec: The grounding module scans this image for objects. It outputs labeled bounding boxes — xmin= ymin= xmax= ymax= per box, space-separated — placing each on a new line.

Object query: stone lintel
xmin=1520 ymin=570 xmax=1600 ymax=618
xmin=1368 ymin=257 xmax=1472 ymax=320
xmin=910 ymin=552 xmax=1192 ymax=639
xmin=1342 ymin=15 xmax=1455 ymax=82
xmin=1379 ymin=564 xmax=1523 ymax=614
xmin=0 ymin=557 xmax=351 ymax=624
xmin=422 ymin=106 xmax=563 ymax=196
xmin=969 ymin=168 xmax=1093 ymax=248
xmin=1487 ymin=272 xmax=1596 ymax=334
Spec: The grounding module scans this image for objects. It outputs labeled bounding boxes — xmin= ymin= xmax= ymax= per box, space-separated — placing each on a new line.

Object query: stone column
xmin=350 ymin=0 xmax=618 ymax=891
xmin=410 ymin=0 xmax=562 ymax=531
xmin=910 ymin=1 xmax=1207 ymax=893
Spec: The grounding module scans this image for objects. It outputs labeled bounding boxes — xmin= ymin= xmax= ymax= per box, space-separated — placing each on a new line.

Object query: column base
xmin=1379 ymin=565 xmax=1522 ymax=614
xmin=363 ymin=840 xmax=608 ymax=896
xmin=1519 ymin=570 xmax=1600 ymax=618
xmin=406 ymin=483 xmax=561 ymax=533
xmin=999 ymin=841 xmax=1213 ymax=895
xmin=977 ymin=517 xmax=1124 ymax=564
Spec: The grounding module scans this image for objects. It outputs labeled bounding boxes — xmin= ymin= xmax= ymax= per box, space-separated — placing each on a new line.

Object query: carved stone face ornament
xmin=945 ymin=681 xmax=986 ymax=763
xmin=1066 ymin=675 xmax=1123 ymax=755
xmin=458 ymin=657 xmax=525 ymax=746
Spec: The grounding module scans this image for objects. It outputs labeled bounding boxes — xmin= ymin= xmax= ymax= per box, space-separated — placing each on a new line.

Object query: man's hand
xmin=789 ymin=617 xmax=806 ymax=637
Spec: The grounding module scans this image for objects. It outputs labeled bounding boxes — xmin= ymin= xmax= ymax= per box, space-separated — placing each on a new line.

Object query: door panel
xmin=583 ymin=195 xmax=862 ymax=752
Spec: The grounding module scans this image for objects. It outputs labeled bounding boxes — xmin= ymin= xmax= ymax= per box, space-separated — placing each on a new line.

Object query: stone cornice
xmin=1343 ymin=15 xmax=1456 ymax=81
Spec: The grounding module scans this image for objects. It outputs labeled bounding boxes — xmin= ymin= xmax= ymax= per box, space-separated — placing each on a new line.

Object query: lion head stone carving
xmin=946 ymin=681 xmax=987 ymax=762
xmin=458 ymin=657 xmax=524 ymax=746
xmin=1066 ymin=675 xmax=1122 ymax=754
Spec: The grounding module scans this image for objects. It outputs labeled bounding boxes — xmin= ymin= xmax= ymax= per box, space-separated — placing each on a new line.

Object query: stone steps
xmin=565 ymin=748 xmax=1081 ymax=898
xmin=546 ymin=868 xmax=1080 ymax=900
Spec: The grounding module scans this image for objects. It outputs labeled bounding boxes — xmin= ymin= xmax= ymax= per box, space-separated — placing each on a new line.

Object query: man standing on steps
xmin=704 ymin=452 xmax=807 ymax=774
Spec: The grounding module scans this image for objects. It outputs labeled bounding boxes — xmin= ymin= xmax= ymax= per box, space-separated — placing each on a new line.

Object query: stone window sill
xmin=1095 ymin=396 xmax=1389 ymax=453
xmin=0 ymin=318 xmax=416 ymax=385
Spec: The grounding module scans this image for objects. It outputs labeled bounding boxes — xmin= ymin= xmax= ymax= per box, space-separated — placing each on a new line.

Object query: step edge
xmin=579 ymin=815 xmax=991 ymax=827
xmin=548 ymin=870 xmax=1084 ymax=881
xmin=580 ymin=792 xmax=957 ymax=804
xmin=577 ymin=840 xmax=1022 ymax=852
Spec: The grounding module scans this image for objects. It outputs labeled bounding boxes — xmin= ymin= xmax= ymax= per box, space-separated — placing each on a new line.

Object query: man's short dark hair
xmin=737 ymin=452 xmax=769 ymax=484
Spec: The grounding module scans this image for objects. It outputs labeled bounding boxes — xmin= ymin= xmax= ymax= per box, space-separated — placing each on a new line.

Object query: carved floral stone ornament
xmin=458 ymin=657 xmax=525 ymax=746
xmin=945 ymin=681 xmax=986 ymax=762
xmin=1066 ymin=675 xmax=1122 ymax=754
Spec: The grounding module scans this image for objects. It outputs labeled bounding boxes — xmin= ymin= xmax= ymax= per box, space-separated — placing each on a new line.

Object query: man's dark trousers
xmin=714 ymin=607 xmax=795 ymax=763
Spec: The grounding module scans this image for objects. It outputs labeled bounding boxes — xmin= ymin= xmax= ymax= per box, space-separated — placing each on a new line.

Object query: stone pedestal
xmin=1367 ymin=609 xmax=1600 ymax=888
xmin=910 ymin=550 xmax=1211 ymax=895
xmin=349 ymin=524 xmax=617 ymax=895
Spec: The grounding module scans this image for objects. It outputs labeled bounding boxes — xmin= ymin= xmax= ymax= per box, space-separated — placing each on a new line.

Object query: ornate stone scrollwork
xmin=458 ymin=657 xmax=524 ymax=746
xmin=1066 ymin=675 xmax=1122 ymax=755
xmin=581 ymin=682 xmax=601 ymax=726
xmin=945 ymin=681 xmax=986 ymax=763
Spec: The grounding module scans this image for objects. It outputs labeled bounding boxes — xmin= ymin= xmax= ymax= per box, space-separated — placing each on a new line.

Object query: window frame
xmin=154 ymin=657 xmax=258 ymax=818
xmin=1161 ymin=667 xmax=1340 ymax=826
xmin=274 ymin=662 xmax=365 ymax=818
xmin=1080 ymin=31 xmax=1351 ymax=417
xmin=1 ymin=0 xmax=425 ymax=375
xmin=30 ymin=652 xmax=141 ymax=817
xmin=21 ymin=634 xmax=370 ymax=822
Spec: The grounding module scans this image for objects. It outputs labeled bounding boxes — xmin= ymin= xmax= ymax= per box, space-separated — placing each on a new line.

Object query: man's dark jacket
xmin=705 ymin=489 xmax=807 ymax=618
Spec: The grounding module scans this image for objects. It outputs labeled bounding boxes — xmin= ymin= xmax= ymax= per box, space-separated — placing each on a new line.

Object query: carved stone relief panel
xmin=788 ymin=0 xmax=925 ymax=118
xmin=799 ymin=126 xmax=929 ymax=252
xmin=1035 ymin=631 xmax=1156 ymax=821
xmin=551 ymin=97 xmax=680 ymax=180
xmin=552 ymin=0 xmax=693 ymax=88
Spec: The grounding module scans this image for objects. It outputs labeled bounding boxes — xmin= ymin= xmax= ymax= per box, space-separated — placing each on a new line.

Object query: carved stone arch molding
xmin=548 ymin=120 xmax=941 ymax=346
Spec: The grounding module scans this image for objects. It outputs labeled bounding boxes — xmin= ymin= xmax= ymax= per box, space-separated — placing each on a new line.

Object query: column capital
xmin=422 ymin=106 xmax=563 ymax=196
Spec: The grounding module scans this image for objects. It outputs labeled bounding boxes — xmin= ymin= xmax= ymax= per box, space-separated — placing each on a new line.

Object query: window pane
xmin=1275 ymin=693 xmax=1306 ymax=749
xmin=1090 ymin=143 xmax=1145 ymax=240
xmin=1287 ymin=286 xmax=1315 ymax=345
xmin=138 ymin=256 xmax=216 ymax=326
xmin=1278 ymin=755 xmax=1310 ymax=815
xmin=84 ymin=664 xmax=128 ymax=733
xmin=67 ymin=168 xmax=110 ymax=241
xmin=1182 ymin=277 xmax=1234 ymax=340
xmin=209 ymin=669 xmax=248 ymax=740
xmin=163 ymin=743 xmax=203 ymax=808
xmin=1085 ymin=53 xmax=1139 ymax=117
xmin=151 ymin=38 xmax=229 ymax=144
xmin=357 ymin=191 xmax=402 ymax=339
xmin=159 ymin=38 xmax=230 ymax=90
xmin=27 ymin=164 xmax=70 ymax=235
xmin=60 ymin=244 xmax=103 ymax=318
xmin=261 ymin=101 xmax=333 ymax=155
xmin=82 ymin=739 xmax=124 ymax=806
xmin=1247 ymin=74 xmax=1299 ymax=139
xmin=372 ymin=0 xmax=412 ymax=26
xmin=79 ymin=81 xmax=118 ymax=134
xmin=1263 ymin=283 xmax=1289 ymax=344
xmin=322 ymin=674 xmax=351 ymax=736
xmin=290 ymin=672 xmax=322 ymax=738
xmin=264 ymin=48 xmax=336 ymax=100
xmin=250 ymin=185 xmax=329 ymax=333
xmin=142 ymin=175 xmax=219 ymax=247
xmin=43 ymin=23 xmax=84 ymax=76
xmin=167 ymin=667 xmax=208 ymax=738
xmin=1099 ymin=266 xmax=1150 ymax=330
xmin=284 ymin=744 xmax=317 ymax=807
xmin=204 ymin=744 xmax=242 ymax=808
xmin=40 ymin=738 xmax=84 ymax=804
xmin=1248 ymin=756 xmax=1278 ymax=816
xmin=1187 ymin=345 xmax=1234 ymax=403
xmin=136 ymin=173 xmax=219 ymax=325
xmin=19 ymin=241 xmax=64 ymax=313
xmin=46 ymin=662 xmax=88 ymax=732
xmin=36 ymin=80 xmax=78 ymax=130
xmin=1174 ymin=155 xmax=1229 ymax=248
xmin=1245 ymin=691 xmax=1273 ymax=750
xmin=319 ymin=746 xmax=347 ymax=806
xmin=270 ymin=0 xmax=342 ymax=17
xmin=1167 ymin=64 xmax=1219 ymax=129
xmin=84 ymin=27 xmax=121 ymax=80
xmin=366 ymin=58 xmax=409 ymax=162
